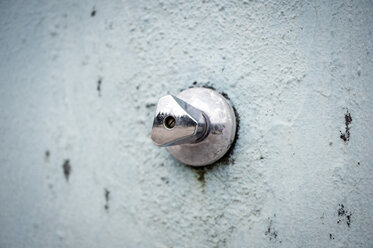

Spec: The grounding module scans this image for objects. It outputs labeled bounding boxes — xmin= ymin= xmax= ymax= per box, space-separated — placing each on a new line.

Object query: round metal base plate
xmin=166 ymin=87 xmax=236 ymax=166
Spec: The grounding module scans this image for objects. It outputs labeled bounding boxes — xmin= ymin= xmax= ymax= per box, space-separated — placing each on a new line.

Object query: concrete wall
xmin=0 ymin=0 xmax=372 ymax=247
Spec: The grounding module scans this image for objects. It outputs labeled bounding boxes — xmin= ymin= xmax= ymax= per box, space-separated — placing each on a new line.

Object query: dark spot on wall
xmin=337 ymin=204 xmax=352 ymax=227
xmin=340 ymin=133 xmax=347 ymax=142
xmin=329 ymin=142 xmax=333 ymax=146
xmin=357 ymin=70 xmax=361 ymax=77
xmin=45 ymin=150 xmax=50 ymax=161
xmin=357 ymin=162 xmax=360 ymax=166
xmin=330 ymin=234 xmax=335 ymax=240
xmin=193 ymin=81 xmax=197 ymax=85
xmin=191 ymin=168 xmax=206 ymax=190
xmin=265 ymin=216 xmax=278 ymax=241
xmin=104 ymin=188 xmax=110 ymax=211
xmin=260 ymin=156 xmax=264 ymax=160
xmin=146 ymin=103 xmax=156 ymax=108
xmin=160 ymin=176 xmax=169 ymax=184
xmin=91 ymin=8 xmax=96 ymax=17
xmin=338 ymin=204 xmax=345 ymax=216
xmin=346 ymin=214 xmax=351 ymax=227
xmin=97 ymin=78 xmax=102 ymax=96
xmin=50 ymin=32 xmax=58 ymax=37
xmin=196 ymin=170 xmax=205 ymax=184
xmin=339 ymin=132 xmax=349 ymax=143
xmin=340 ymin=110 xmax=352 ymax=143
xmin=62 ymin=159 xmax=71 ymax=182
xmin=345 ymin=111 xmax=352 ymax=124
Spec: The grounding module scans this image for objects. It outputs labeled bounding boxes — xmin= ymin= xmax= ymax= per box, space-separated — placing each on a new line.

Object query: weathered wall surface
xmin=0 ymin=0 xmax=372 ymax=247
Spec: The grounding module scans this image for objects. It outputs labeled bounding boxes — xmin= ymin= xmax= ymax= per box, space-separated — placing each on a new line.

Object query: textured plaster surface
xmin=0 ymin=0 xmax=372 ymax=247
